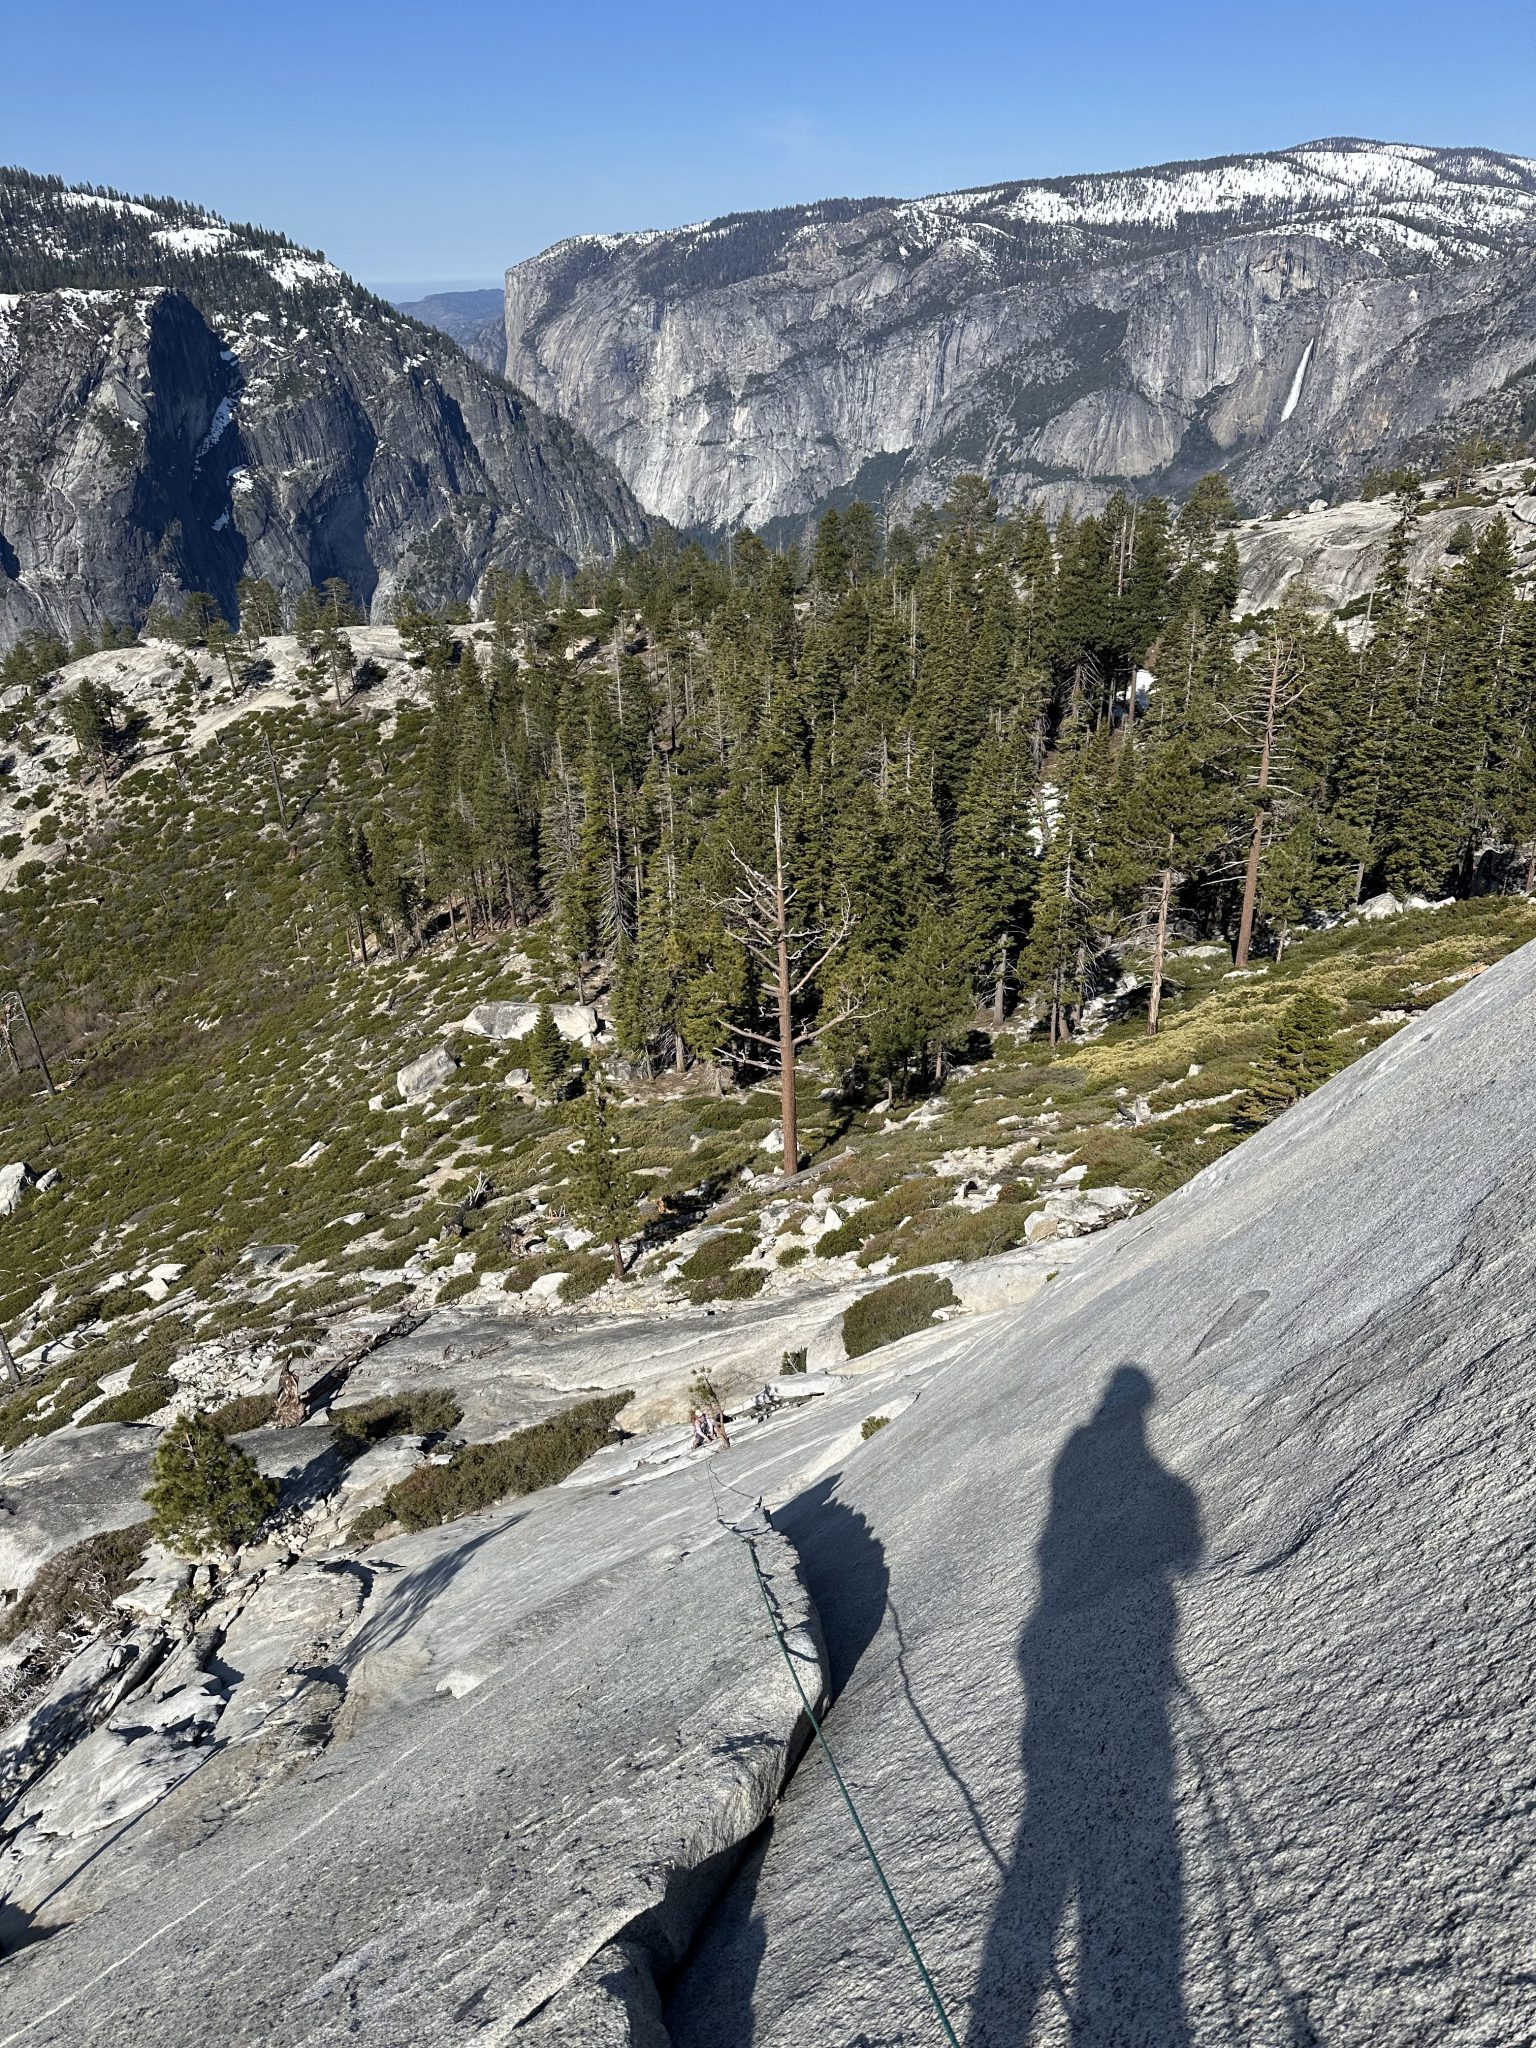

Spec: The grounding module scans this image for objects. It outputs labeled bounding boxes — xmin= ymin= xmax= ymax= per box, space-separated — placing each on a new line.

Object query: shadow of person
xmin=969 ymin=1365 xmax=1203 ymax=2047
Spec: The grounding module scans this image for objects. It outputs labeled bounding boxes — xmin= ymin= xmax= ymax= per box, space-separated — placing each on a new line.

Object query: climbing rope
xmin=705 ymin=1460 xmax=962 ymax=2048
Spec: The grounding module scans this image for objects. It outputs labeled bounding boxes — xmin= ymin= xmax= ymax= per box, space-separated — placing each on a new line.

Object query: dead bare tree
xmin=723 ymin=792 xmax=862 ymax=1181
xmin=1233 ymin=627 xmax=1308 ymax=969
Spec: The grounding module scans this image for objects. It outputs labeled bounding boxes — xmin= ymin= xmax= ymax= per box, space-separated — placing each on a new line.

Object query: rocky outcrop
xmin=395 ymin=1045 xmax=459 ymax=1102
xmin=1234 ymin=457 xmax=1536 ymax=616
xmin=503 ymin=139 xmax=1536 ymax=532
xmin=0 ymin=174 xmax=647 ymax=650
xmin=461 ymin=998 xmax=599 ymax=1043
xmin=668 ymin=935 xmax=1536 ymax=2046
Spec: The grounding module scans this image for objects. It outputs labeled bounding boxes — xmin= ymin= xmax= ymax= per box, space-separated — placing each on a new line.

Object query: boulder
xmin=1358 ymin=890 xmax=1404 ymax=921
xmin=0 ymin=1162 xmax=33 ymax=1217
xmin=0 ymin=1426 xmax=156 ymax=1600
xmin=396 ymin=1046 xmax=459 ymax=1102
xmin=242 ymin=1244 xmax=294 ymax=1271
xmin=462 ymin=1001 xmax=600 ymax=1046
xmin=462 ymin=1000 xmax=538 ymax=1041
xmin=550 ymin=1002 xmax=602 ymax=1046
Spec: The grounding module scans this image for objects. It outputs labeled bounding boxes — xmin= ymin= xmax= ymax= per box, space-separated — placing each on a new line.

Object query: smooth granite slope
xmin=1 ymin=946 xmax=1532 ymax=2043
xmin=668 ymin=944 xmax=1536 ymax=2046
xmin=0 ymin=1324 xmax=959 ymax=2043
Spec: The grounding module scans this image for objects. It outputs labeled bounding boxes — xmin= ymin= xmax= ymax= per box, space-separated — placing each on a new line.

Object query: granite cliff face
xmin=503 ymin=139 xmax=1536 ymax=533
xmin=0 ymin=174 xmax=647 ymax=648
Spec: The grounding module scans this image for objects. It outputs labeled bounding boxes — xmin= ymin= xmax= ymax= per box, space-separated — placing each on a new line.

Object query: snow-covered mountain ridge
xmin=0 ymin=170 xmax=648 ymax=650
xmin=539 ymin=139 xmax=1536 ymax=282
xmin=500 ymin=138 xmax=1536 ymax=535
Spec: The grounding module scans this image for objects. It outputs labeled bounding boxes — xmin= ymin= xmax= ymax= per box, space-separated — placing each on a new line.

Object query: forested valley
xmin=33 ymin=469 xmax=1519 ymax=1098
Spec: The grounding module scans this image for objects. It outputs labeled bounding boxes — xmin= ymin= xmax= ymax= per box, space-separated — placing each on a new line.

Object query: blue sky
xmin=3 ymin=0 xmax=1532 ymax=290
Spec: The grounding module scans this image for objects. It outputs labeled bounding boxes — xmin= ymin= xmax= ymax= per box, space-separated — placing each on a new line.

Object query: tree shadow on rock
xmin=968 ymin=1365 xmax=1203 ymax=2047
xmin=338 ymin=1521 xmax=507 ymax=1673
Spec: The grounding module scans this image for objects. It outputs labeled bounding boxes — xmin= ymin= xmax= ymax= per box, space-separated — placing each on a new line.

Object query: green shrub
xmin=91 ymin=1376 xmax=173 ymax=1425
xmin=145 ymin=1413 xmax=280 ymax=1555
xmin=331 ymin=1387 xmax=462 ymax=1455
xmin=0 ymin=1520 xmax=151 ymax=1648
xmin=710 ymin=1266 xmax=767 ymax=1301
xmin=780 ymin=1348 xmax=807 ymax=1375
xmin=889 ymin=1206 xmax=1032 ymax=1272
xmin=776 ymin=1242 xmax=809 ymax=1268
xmin=558 ymin=1252 xmax=614 ymax=1302
xmin=434 ymin=1271 xmax=477 ymax=1305
xmin=817 ymin=1177 xmax=954 ymax=1258
xmin=369 ymin=1280 xmax=413 ymax=1310
xmin=680 ymin=1230 xmax=754 ymax=1279
xmin=0 ymin=1365 xmax=104 ymax=1450
xmin=383 ymin=1391 xmax=632 ymax=1531
xmin=502 ymin=1255 xmax=555 ymax=1294
xmin=842 ymin=1274 xmax=957 ymax=1360
xmin=1239 ymin=993 xmax=1343 ymax=1126
xmin=861 ymin=1414 xmax=891 ymax=1440
xmin=815 ymin=1216 xmax=867 ymax=1257
xmin=207 ymin=1392 xmax=277 ymax=1434
xmin=347 ymin=1504 xmax=393 ymax=1547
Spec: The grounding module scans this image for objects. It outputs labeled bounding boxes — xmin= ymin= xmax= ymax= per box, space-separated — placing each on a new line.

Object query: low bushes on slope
xmin=0 ymin=1362 xmax=104 ymax=1450
xmin=330 ymin=1386 xmax=462 ymax=1454
xmin=842 ymin=1274 xmax=957 ymax=1359
xmin=0 ymin=1520 xmax=151 ymax=1650
xmin=381 ymin=1390 xmax=631 ymax=1532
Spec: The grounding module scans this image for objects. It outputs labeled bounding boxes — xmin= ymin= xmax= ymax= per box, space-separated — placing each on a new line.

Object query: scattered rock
xmin=242 ymin=1245 xmax=294 ymax=1271
xmin=0 ymin=1163 xmax=34 ymax=1216
xmin=397 ymin=1046 xmax=459 ymax=1102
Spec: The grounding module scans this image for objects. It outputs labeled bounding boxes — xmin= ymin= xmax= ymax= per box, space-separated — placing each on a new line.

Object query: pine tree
xmin=61 ymin=678 xmax=117 ymax=790
xmin=146 ymin=1413 xmax=279 ymax=1556
xmin=1239 ymin=993 xmax=1341 ymax=1126
xmin=951 ymin=711 xmax=1037 ymax=1020
xmin=527 ymin=1000 xmax=571 ymax=1101
xmin=236 ymin=575 xmax=285 ymax=639
xmin=565 ymin=1080 xmax=643 ymax=1279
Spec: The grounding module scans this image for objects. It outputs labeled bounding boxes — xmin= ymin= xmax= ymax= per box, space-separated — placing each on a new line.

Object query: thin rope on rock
xmin=705 ymin=1462 xmax=962 ymax=2048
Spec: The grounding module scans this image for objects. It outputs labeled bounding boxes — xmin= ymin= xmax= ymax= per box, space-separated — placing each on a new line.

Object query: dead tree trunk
xmin=723 ymin=793 xmax=860 ymax=1183
xmin=1235 ymin=639 xmax=1286 ymax=969
xmin=1146 ymin=841 xmax=1176 ymax=1037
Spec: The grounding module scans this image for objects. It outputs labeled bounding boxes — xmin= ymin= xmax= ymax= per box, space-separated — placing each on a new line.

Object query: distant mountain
xmin=0 ymin=171 xmax=646 ymax=648
xmin=502 ymin=139 xmax=1536 ymax=534
xmin=392 ymin=288 xmax=507 ymax=374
